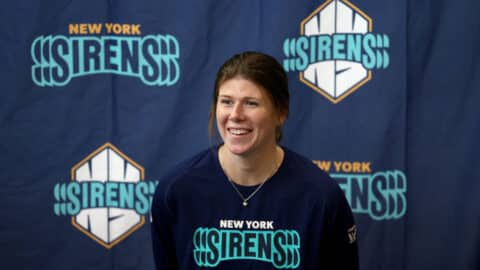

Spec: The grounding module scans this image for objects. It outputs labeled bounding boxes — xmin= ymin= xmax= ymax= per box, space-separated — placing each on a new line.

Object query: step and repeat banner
xmin=1 ymin=0 xmax=478 ymax=270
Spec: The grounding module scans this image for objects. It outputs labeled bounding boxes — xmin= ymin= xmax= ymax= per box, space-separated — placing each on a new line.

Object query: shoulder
xmin=153 ymin=147 xmax=218 ymax=203
xmin=282 ymin=149 xmax=354 ymax=229
xmin=282 ymin=147 xmax=345 ymax=204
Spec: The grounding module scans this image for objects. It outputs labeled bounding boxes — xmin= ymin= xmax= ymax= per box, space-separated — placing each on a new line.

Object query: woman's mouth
xmin=227 ymin=128 xmax=252 ymax=136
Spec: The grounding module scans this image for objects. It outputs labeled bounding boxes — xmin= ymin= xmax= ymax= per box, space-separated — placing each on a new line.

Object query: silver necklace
xmin=223 ymin=150 xmax=281 ymax=207
xmin=226 ymin=176 xmax=268 ymax=207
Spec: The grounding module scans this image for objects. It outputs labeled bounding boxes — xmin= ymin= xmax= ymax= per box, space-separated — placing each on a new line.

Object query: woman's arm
xmin=324 ymin=185 xmax=359 ymax=270
xmin=151 ymin=182 xmax=178 ymax=270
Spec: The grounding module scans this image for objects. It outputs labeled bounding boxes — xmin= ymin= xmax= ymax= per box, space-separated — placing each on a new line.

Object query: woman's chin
xmin=223 ymin=143 xmax=254 ymax=156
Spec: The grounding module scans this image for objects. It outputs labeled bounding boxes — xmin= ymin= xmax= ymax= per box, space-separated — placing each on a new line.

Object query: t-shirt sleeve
xmin=324 ymin=184 xmax=359 ymax=270
xmin=150 ymin=180 xmax=178 ymax=270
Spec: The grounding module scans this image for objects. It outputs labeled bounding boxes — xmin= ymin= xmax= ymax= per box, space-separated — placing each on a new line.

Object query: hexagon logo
xmin=70 ymin=142 xmax=145 ymax=249
xmin=301 ymin=0 xmax=371 ymax=103
xmin=282 ymin=0 xmax=390 ymax=104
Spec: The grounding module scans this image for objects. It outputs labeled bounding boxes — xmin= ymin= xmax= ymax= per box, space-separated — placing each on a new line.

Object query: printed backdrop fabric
xmin=0 ymin=0 xmax=478 ymax=270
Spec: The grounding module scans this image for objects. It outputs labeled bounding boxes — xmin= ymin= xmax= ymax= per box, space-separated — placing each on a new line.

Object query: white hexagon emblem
xmin=70 ymin=143 xmax=145 ymax=249
xmin=300 ymin=0 xmax=372 ymax=103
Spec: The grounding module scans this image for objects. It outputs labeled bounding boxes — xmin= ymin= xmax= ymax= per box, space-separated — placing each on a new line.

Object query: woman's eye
xmin=219 ymin=99 xmax=233 ymax=105
xmin=246 ymin=101 xmax=258 ymax=107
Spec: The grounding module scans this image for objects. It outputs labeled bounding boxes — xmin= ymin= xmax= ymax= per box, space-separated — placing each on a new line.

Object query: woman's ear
xmin=277 ymin=110 xmax=287 ymax=125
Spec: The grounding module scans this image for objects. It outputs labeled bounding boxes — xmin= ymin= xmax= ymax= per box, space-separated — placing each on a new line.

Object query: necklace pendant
xmin=243 ymin=201 xmax=248 ymax=207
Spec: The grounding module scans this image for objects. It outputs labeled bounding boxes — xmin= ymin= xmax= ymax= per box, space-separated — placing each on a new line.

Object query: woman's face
xmin=216 ymin=77 xmax=285 ymax=157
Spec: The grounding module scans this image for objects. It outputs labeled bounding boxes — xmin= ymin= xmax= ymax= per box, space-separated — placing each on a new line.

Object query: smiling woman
xmin=216 ymin=78 xmax=280 ymax=154
xmin=215 ymin=78 xmax=285 ymax=186
xmin=151 ymin=51 xmax=359 ymax=270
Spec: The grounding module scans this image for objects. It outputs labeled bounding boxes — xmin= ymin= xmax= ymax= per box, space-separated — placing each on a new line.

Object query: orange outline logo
xmin=70 ymin=142 xmax=145 ymax=249
xmin=282 ymin=0 xmax=390 ymax=104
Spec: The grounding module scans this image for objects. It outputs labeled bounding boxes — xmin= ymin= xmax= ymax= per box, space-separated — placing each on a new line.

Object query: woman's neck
xmin=218 ymin=144 xmax=284 ymax=186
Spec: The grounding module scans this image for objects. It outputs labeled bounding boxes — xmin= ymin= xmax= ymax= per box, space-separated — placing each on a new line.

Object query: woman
xmin=151 ymin=52 xmax=358 ymax=269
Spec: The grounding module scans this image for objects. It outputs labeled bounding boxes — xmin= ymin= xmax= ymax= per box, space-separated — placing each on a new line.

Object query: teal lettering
xmin=295 ymin=37 xmax=309 ymax=71
xmin=371 ymin=172 xmax=388 ymax=219
xmin=135 ymin=182 xmax=149 ymax=214
xmin=72 ymin=39 xmax=82 ymax=74
xmin=41 ymin=37 xmax=52 ymax=86
xmin=121 ymin=39 xmax=139 ymax=73
xmin=193 ymin=229 xmax=299 ymax=268
xmin=309 ymin=36 xmax=317 ymax=63
xmin=382 ymin=34 xmax=390 ymax=68
xmin=346 ymin=34 xmax=362 ymax=62
xmin=332 ymin=34 xmax=346 ymax=60
xmin=282 ymin=38 xmax=292 ymax=71
xmin=66 ymin=182 xmax=81 ymax=215
xmin=90 ymin=182 xmax=104 ymax=207
xmin=350 ymin=175 xmax=369 ymax=211
xmin=387 ymin=171 xmax=407 ymax=219
xmin=362 ymin=33 xmax=376 ymax=69
xmin=229 ymin=231 xmax=242 ymax=257
xmin=104 ymin=38 xmax=119 ymax=71
xmin=244 ymin=232 xmax=257 ymax=257
xmin=81 ymin=182 xmax=89 ymax=209
xmin=84 ymin=39 xmax=101 ymax=72
xmin=105 ymin=182 xmax=119 ymax=208
xmin=140 ymin=36 xmax=159 ymax=84
xmin=258 ymin=232 xmax=271 ymax=260
xmin=51 ymin=37 xmax=70 ymax=85
xmin=148 ymin=181 xmax=158 ymax=208
xmin=31 ymin=35 xmax=180 ymax=87
xmin=31 ymin=36 xmax=44 ymax=86
xmin=160 ymin=35 xmax=180 ymax=86
xmin=282 ymin=33 xmax=391 ymax=72
xmin=206 ymin=229 xmax=220 ymax=267
xmin=193 ymin=229 xmax=202 ymax=264
xmin=53 ymin=180 xmax=159 ymax=215
xmin=330 ymin=171 xmax=407 ymax=220
xmin=53 ymin=183 xmax=61 ymax=216
xmin=317 ymin=35 xmax=331 ymax=60
xmin=273 ymin=232 xmax=286 ymax=268
xmin=119 ymin=182 xmax=134 ymax=209
xmin=289 ymin=38 xmax=296 ymax=71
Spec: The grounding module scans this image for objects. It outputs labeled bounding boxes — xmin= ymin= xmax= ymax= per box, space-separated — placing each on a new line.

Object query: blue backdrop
xmin=0 ymin=0 xmax=478 ymax=269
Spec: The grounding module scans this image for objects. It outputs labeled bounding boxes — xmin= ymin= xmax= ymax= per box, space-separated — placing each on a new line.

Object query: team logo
xmin=313 ymin=160 xmax=407 ymax=220
xmin=31 ymin=23 xmax=180 ymax=87
xmin=193 ymin=219 xmax=300 ymax=269
xmin=53 ymin=143 xmax=157 ymax=248
xmin=283 ymin=0 xmax=390 ymax=103
xmin=347 ymin=225 xmax=357 ymax=244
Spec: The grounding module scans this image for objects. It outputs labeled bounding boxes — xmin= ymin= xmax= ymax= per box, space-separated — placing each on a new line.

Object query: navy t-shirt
xmin=151 ymin=147 xmax=358 ymax=269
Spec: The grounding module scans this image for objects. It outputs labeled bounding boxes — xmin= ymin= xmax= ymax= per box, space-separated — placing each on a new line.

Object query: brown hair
xmin=208 ymin=51 xmax=290 ymax=142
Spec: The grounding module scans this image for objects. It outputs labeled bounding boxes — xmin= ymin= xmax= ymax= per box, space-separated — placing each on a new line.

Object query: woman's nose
xmin=229 ymin=102 xmax=245 ymax=120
